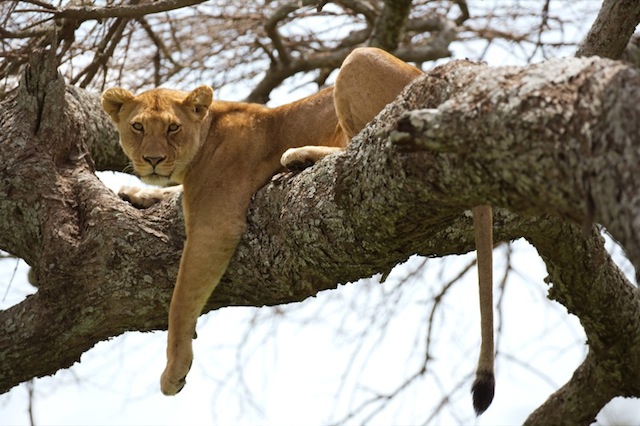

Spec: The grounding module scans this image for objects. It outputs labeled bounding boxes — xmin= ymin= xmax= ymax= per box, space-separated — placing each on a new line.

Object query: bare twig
xmin=55 ymin=0 xmax=209 ymax=21
xmin=72 ymin=17 xmax=129 ymax=87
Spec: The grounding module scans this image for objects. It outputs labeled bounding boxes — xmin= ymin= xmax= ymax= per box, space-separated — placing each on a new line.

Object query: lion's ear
xmin=183 ymin=85 xmax=213 ymax=121
xmin=101 ymin=88 xmax=135 ymax=123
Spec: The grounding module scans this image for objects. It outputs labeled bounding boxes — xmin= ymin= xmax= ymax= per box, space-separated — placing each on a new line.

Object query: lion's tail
xmin=471 ymin=205 xmax=495 ymax=415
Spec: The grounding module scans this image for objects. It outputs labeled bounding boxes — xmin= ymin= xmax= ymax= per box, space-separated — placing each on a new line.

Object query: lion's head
xmin=101 ymin=86 xmax=213 ymax=185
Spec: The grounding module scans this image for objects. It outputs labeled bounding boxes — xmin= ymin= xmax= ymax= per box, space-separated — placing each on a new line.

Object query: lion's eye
xmin=131 ymin=122 xmax=143 ymax=132
xmin=168 ymin=123 xmax=180 ymax=133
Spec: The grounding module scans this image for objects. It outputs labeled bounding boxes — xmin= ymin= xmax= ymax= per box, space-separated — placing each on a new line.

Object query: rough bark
xmin=576 ymin=0 xmax=640 ymax=59
xmin=65 ymin=86 xmax=130 ymax=172
xmin=369 ymin=0 xmax=413 ymax=51
xmin=394 ymin=57 xmax=640 ymax=277
xmin=524 ymin=220 xmax=640 ymax=425
xmin=1 ymin=51 xmax=640 ymax=425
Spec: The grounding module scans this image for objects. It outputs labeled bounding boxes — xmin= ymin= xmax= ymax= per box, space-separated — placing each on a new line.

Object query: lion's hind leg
xmin=334 ymin=47 xmax=423 ymax=139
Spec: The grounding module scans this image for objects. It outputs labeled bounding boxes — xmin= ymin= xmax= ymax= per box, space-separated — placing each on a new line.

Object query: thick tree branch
xmin=65 ymin=86 xmax=129 ymax=172
xmin=393 ymin=57 xmax=640 ymax=273
xmin=523 ymin=220 xmax=640 ymax=424
xmin=1 ymin=54 xmax=639 ymax=426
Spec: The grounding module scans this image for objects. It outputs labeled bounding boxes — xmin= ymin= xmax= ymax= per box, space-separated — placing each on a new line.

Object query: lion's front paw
xmin=160 ymin=356 xmax=193 ymax=396
xmin=280 ymin=148 xmax=317 ymax=171
xmin=281 ymin=146 xmax=344 ymax=171
xmin=118 ymin=186 xmax=166 ymax=209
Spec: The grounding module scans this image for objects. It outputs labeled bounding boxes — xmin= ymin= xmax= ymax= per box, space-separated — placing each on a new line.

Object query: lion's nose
xmin=143 ymin=156 xmax=166 ymax=167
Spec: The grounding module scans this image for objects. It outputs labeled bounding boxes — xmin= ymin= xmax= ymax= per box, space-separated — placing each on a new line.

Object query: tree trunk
xmin=1 ymin=50 xmax=640 ymax=424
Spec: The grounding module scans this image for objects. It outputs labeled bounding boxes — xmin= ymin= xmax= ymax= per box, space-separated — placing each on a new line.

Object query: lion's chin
xmin=140 ymin=173 xmax=172 ymax=187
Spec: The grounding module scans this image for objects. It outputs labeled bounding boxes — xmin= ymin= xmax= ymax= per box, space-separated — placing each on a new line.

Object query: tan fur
xmin=472 ymin=204 xmax=495 ymax=414
xmin=101 ymin=47 xmax=495 ymax=412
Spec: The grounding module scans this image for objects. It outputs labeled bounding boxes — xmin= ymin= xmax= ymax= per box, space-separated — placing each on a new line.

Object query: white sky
xmin=2 ymin=1 xmax=640 ymax=425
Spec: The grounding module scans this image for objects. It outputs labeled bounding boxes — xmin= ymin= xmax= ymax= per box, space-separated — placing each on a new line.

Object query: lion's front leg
xmin=119 ymin=185 xmax=182 ymax=209
xmin=280 ymin=146 xmax=344 ymax=170
xmin=160 ymin=221 xmax=244 ymax=395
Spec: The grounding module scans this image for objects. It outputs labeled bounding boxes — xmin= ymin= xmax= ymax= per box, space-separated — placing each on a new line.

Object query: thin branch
xmin=369 ymin=0 xmax=413 ymax=51
xmin=335 ymin=0 xmax=377 ymax=24
xmin=264 ymin=1 xmax=306 ymax=66
xmin=18 ymin=0 xmax=55 ymax=10
xmin=453 ymin=0 xmax=470 ymax=26
xmin=0 ymin=26 xmax=51 ymax=39
xmin=54 ymin=0 xmax=208 ymax=21
xmin=73 ymin=18 xmax=129 ymax=88
xmin=136 ymin=16 xmax=185 ymax=78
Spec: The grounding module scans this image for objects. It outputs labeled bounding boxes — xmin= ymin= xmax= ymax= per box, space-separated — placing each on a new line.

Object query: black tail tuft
xmin=471 ymin=370 xmax=495 ymax=415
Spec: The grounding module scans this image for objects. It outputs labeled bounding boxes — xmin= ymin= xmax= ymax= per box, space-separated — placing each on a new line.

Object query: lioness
xmin=102 ymin=47 xmax=495 ymax=414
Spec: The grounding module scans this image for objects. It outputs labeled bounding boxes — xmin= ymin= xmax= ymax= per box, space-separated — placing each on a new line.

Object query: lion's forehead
xmin=130 ymin=90 xmax=190 ymax=123
xmin=135 ymin=109 xmax=178 ymax=125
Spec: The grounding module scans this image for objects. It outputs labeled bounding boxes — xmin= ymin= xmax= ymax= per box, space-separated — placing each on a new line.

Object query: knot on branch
xmin=391 ymin=108 xmax=458 ymax=152
xmin=19 ymin=48 xmax=66 ymax=134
